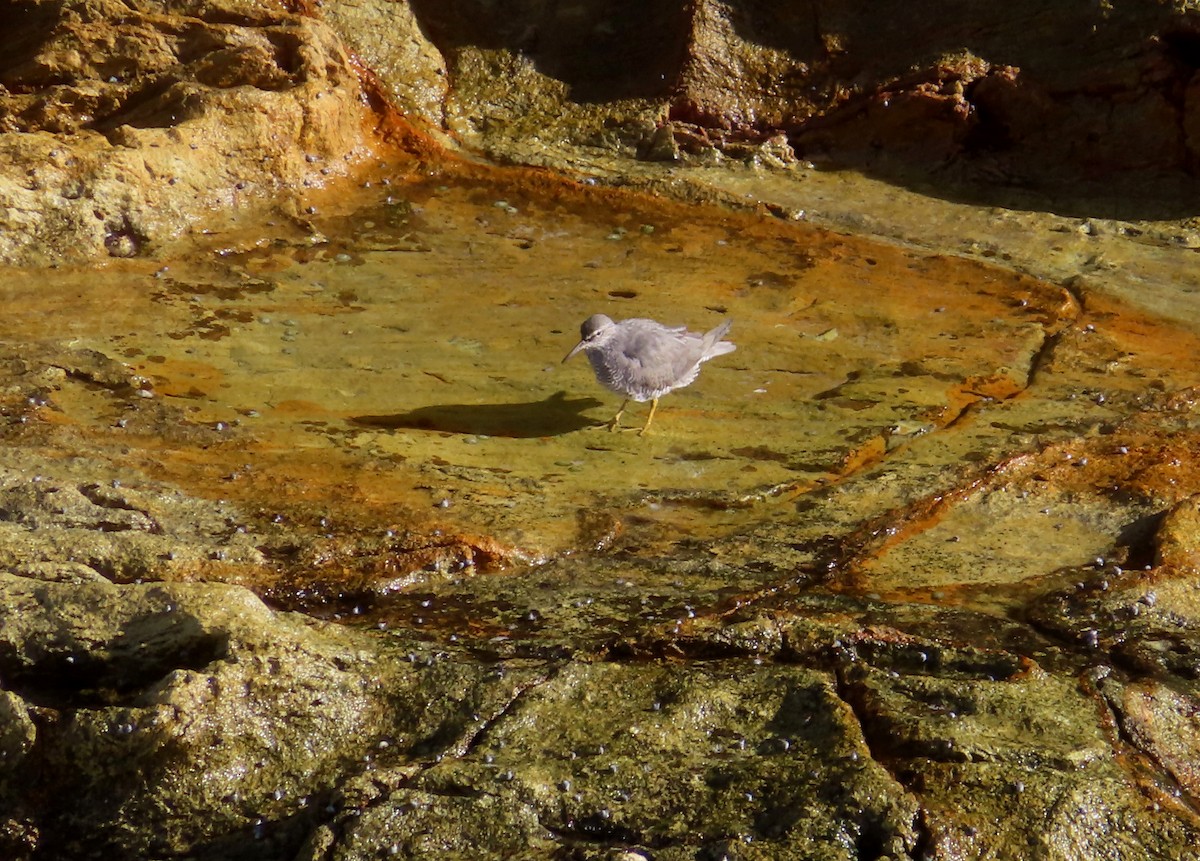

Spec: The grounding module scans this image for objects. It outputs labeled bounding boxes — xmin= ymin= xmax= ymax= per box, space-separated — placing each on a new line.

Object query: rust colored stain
xmin=350 ymin=55 xmax=450 ymax=162
xmin=3 ymin=145 xmax=1200 ymax=625
xmin=813 ymin=280 xmax=1200 ymax=606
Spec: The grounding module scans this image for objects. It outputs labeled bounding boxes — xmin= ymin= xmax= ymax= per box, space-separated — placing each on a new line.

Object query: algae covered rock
xmin=0 ymin=572 xmax=545 ymax=859
xmin=307 ymin=660 xmax=920 ymax=861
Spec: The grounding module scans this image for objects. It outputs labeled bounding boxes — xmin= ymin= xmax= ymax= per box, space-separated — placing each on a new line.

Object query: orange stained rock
xmin=2 ymin=151 xmax=1200 ymax=612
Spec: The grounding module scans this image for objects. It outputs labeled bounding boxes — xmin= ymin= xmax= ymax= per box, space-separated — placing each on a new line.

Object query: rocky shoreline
xmin=2 ymin=2 xmax=1200 ymax=859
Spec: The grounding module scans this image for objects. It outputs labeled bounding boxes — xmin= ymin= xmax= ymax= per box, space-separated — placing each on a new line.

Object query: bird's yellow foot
xmin=636 ymin=398 xmax=659 ymax=437
xmin=607 ymin=400 xmax=629 ymax=432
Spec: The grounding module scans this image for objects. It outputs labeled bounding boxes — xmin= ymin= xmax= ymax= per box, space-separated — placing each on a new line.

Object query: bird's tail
xmin=701 ymin=319 xmax=736 ymax=359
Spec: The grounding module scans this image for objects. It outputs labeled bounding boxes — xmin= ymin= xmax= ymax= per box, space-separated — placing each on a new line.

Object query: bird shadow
xmin=349 ymin=391 xmax=604 ymax=438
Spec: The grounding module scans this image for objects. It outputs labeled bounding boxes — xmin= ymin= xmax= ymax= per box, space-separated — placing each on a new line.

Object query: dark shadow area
xmin=350 ymin=390 xmax=604 ymax=438
xmin=715 ymin=0 xmax=1200 ymax=220
xmin=159 ymin=807 xmax=326 ymax=861
xmin=1113 ymin=510 xmax=1167 ymax=572
xmin=23 ymin=806 xmax=324 ymax=861
xmin=721 ymin=0 xmax=1177 ymax=87
xmin=10 ymin=729 xmax=336 ymax=861
xmin=0 ymin=1 xmax=62 ymax=87
xmin=404 ymin=0 xmax=1200 ymax=219
xmin=0 ymin=610 xmax=228 ymax=710
xmin=407 ymin=0 xmax=690 ymax=103
xmin=793 ymin=150 xmax=1200 ymax=223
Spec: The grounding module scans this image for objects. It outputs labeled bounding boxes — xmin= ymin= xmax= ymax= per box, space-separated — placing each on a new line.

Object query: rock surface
xmin=10 ymin=0 xmax=1200 ymax=266
xmin=352 ymin=0 xmax=1200 ymax=197
xmin=2 ymin=2 xmax=1200 ymax=860
xmin=0 ymin=0 xmax=374 ymax=265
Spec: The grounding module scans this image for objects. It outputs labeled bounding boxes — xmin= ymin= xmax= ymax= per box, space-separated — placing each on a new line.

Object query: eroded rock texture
xmin=7 ymin=0 xmax=1200 ymax=264
xmin=0 ymin=179 xmax=1194 ymax=858
xmin=340 ymin=0 xmax=1200 ymax=189
xmin=0 ymin=0 xmax=372 ymax=264
xmin=2 ymin=2 xmax=1200 ymax=860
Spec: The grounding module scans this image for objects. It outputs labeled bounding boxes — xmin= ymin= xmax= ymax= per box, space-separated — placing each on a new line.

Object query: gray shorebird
xmin=563 ymin=314 xmax=735 ymax=435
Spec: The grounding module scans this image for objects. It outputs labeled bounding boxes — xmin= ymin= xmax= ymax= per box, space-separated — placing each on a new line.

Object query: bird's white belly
xmin=588 ymin=352 xmax=697 ymax=401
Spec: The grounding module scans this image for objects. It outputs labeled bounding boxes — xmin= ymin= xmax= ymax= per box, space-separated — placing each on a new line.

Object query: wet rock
xmin=0 ymin=0 xmax=373 ymax=265
xmin=2 ymin=29 xmax=1200 ymax=854
xmin=0 ymin=691 xmax=35 ymax=766
xmin=0 ymin=571 xmax=552 ymax=859
xmin=0 ymin=574 xmax=385 ymax=856
xmin=1155 ymin=493 xmax=1200 ymax=569
xmin=1110 ymin=678 xmax=1200 ymax=804
xmin=320 ymin=0 xmax=448 ymax=129
xmin=7 ymin=0 xmax=1200 ymax=266
xmin=695 ymin=3 xmax=1200 ymax=187
xmin=637 ymin=123 xmax=680 ymax=163
xmin=308 ymin=660 xmax=920 ymax=860
xmin=658 ymin=599 xmax=1200 ymax=860
xmin=1025 ymin=483 xmax=1200 ymax=683
xmin=843 ymin=662 xmax=1108 ymax=768
xmin=314 ymin=0 xmax=1200 ymax=191
xmin=0 ymin=464 xmax=266 ymax=583
xmin=301 ymin=784 xmax=558 ymax=861
xmin=843 ymin=665 xmax=1195 ymax=859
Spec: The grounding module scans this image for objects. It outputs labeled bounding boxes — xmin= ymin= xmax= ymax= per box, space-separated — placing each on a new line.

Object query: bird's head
xmin=562 ymin=314 xmax=615 ymax=362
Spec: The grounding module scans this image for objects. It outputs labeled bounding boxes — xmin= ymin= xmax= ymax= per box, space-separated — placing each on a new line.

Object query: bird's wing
xmin=614 ymin=323 xmax=709 ymax=393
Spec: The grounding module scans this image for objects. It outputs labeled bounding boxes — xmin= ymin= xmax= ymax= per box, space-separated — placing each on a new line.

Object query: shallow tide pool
xmin=4 ymin=161 xmax=1200 ymax=641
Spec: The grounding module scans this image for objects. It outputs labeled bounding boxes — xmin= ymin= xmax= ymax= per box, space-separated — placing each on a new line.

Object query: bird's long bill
xmin=562 ymin=340 xmax=587 ymax=363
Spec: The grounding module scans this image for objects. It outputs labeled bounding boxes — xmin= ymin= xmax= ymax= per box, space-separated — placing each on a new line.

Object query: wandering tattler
xmin=563 ymin=314 xmax=735 ymax=435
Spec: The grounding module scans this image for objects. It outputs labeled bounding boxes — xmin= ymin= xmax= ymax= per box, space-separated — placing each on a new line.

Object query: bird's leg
xmin=638 ymin=398 xmax=659 ymax=436
xmin=608 ymin=399 xmax=628 ymax=431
